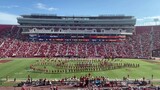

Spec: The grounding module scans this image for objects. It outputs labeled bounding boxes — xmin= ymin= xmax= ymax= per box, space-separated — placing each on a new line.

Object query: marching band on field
xmin=30 ymin=58 xmax=139 ymax=74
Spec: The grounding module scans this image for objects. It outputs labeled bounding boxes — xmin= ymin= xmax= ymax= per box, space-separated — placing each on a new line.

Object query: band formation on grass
xmin=30 ymin=58 xmax=140 ymax=74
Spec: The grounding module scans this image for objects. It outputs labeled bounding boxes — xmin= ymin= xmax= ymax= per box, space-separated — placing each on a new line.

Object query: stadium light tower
xmin=154 ymin=18 xmax=159 ymax=25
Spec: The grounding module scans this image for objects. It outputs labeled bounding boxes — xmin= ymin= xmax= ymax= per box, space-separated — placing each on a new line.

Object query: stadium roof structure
xmin=20 ymin=14 xmax=135 ymax=19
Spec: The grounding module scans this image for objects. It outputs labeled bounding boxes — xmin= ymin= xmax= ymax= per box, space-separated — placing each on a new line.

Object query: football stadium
xmin=0 ymin=14 xmax=160 ymax=90
xmin=1 ymin=1 xmax=160 ymax=90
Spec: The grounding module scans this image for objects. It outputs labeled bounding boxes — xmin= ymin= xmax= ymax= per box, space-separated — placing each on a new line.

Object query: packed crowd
xmin=0 ymin=25 xmax=160 ymax=59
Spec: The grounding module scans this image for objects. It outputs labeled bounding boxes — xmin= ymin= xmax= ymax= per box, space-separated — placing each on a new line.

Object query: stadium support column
xmin=104 ymin=44 xmax=107 ymax=56
xmin=85 ymin=43 xmax=88 ymax=56
xmin=95 ymin=44 xmax=98 ymax=56
xmin=140 ymin=35 xmax=143 ymax=58
xmin=46 ymin=44 xmax=51 ymax=56
xmin=3 ymin=40 xmax=16 ymax=57
xmin=76 ymin=44 xmax=78 ymax=56
xmin=122 ymin=43 xmax=127 ymax=56
xmin=66 ymin=44 xmax=69 ymax=56
xmin=15 ymin=43 xmax=23 ymax=56
xmin=10 ymin=26 xmax=14 ymax=35
xmin=131 ymin=43 xmax=136 ymax=58
xmin=113 ymin=44 xmax=118 ymax=56
xmin=35 ymin=44 xmax=42 ymax=56
xmin=0 ymin=42 xmax=4 ymax=48
xmin=150 ymin=27 xmax=154 ymax=57
xmin=26 ymin=43 xmax=32 ymax=55
xmin=56 ymin=44 xmax=60 ymax=56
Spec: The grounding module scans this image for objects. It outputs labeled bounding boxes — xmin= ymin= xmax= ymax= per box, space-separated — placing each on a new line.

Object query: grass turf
xmin=0 ymin=58 xmax=160 ymax=81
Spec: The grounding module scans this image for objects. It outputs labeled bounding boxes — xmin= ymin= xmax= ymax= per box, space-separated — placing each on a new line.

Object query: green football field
xmin=0 ymin=58 xmax=160 ymax=81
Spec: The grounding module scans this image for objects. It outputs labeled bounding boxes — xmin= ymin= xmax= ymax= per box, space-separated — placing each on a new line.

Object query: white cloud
xmin=0 ymin=12 xmax=18 ymax=25
xmin=35 ymin=3 xmax=58 ymax=11
xmin=136 ymin=16 xmax=160 ymax=26
xmin=143 ymin=16 xmax=160 ymax=20
xmin=0 ymin=5 xmax=19 ymax=9
xmin=144 ymin=21 xmax=156 ymax=25
xmin=137 ymin=18 xmax=144 ymax=21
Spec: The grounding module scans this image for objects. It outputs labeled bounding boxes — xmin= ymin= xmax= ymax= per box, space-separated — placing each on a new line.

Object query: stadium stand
xmin=0 ymin=25 xmax=160 ymax=59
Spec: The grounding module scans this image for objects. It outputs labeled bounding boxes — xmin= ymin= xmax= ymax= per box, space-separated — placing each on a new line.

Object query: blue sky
xmin=0 ymin=0 xmax=160 ymax=25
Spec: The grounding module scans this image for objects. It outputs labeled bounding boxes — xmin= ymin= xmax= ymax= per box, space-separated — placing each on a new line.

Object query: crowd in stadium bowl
xmin=0 ymin=25 xmax=160 ymax=59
